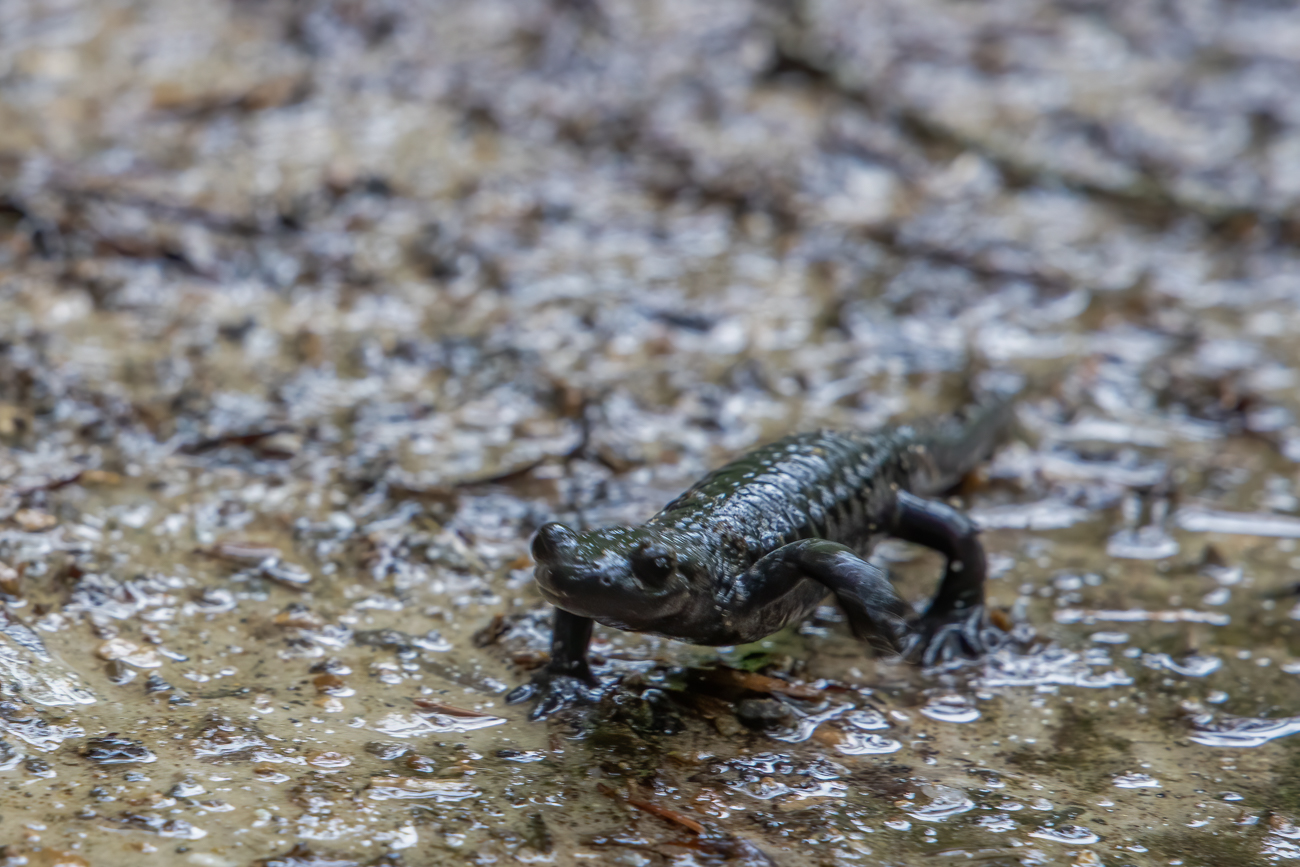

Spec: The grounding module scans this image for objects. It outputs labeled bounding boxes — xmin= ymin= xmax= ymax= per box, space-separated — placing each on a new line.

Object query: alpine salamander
xmin=508 ymin=400 xmax=1012 ymax=719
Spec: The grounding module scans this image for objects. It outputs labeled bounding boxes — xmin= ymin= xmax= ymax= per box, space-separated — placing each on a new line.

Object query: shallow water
xmin=2 ymin=1 xmax=1300 ymax=865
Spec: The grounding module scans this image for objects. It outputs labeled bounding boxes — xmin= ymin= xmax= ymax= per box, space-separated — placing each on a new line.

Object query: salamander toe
xmin=904 ymin=604 xmax=1006 ymax=668
xmin=507 ymin=668 xmax=602 ymax=720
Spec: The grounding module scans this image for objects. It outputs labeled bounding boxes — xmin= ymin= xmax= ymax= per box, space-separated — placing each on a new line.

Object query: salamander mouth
xmin=533 ymin=567 xmax=570 ymax=607
xmin=533 ymin=565 xmax=600 ymax=611
xmin=533 ymin=563 xmax=680 ymax=626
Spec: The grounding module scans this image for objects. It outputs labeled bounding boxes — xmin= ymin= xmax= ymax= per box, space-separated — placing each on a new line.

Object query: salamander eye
xmin=630 ymin=542 xmax=677 ymax=586
xmin=532 ymin=523 xmax=577 ymax=562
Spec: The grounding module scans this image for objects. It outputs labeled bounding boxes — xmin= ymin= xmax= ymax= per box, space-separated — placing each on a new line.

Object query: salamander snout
xmin=531 ymin=522 xmax=578 ymax=564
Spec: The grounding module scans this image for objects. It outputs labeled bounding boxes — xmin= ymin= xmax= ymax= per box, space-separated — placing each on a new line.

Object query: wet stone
xmin=106 ymin=812 xmax=204 ymax=839
xmin=103 ymin=658 xmax=135 ymax=685
xmin=310 ymin=658 xmax=353 ymax=676
xmin=260 ymin=559 xmax=313 ymax=587
xmin=142 ymin=674 xmax=172 ymax=693
xmin=288 ymin=775 xmax=354 ymax=813
xmin=402 ymin=754 xmax=436 ymax=774
xmin=354 ymin=629 xmax=419 ymax=658
xmin=190 ymin=715 xmax=265 ymax=761
xmin=312 ymin=673 xmax=346 ymax=694
xmin=354 ymin=628 xmax=449 ymax=657
xmin=364 ymin=742 xmax=410 ymax=761
xmin=305 ymin=750 xmax=351 ymax=769
xmin=594 ymin=686 xmax=683 ymax=738
xmin=275 ymin=603 xmax=327 ymax=630
xmin=0 ymin=563 xmax=22 ymax=602
xmin=23 ymin=757 xmax=53 ymax=778
xmin=0 ymin=738 xmax=19 ymax=771
xmin=168 ymin=778 xmax=206 ymax=798
xmin=735 ymin=698 xmax=797 ymax=731
xmin=81 ymin=735 xmax=156 ymax=765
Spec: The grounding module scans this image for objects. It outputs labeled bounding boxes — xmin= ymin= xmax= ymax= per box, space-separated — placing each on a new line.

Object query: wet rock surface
xmin=2 ymin=0 xmax=1300 ymax=864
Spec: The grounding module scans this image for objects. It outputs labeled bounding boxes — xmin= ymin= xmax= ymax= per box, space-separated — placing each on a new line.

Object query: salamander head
xmin=530 ymin=522 xmax=696 ymax=628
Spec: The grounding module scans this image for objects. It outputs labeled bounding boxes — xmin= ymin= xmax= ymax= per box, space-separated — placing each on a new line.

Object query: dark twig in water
xmin=178 ymin=426 xmax=295 ymax=455
xmin=412 ymin=698 xmax=495 ymax=718
xmin=597 ymin=783 xmax=778 ymax=866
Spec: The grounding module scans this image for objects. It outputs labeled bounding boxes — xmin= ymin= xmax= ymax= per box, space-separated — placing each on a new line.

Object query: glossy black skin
xmin=507 ymin=402 xmax=1011 ymax=719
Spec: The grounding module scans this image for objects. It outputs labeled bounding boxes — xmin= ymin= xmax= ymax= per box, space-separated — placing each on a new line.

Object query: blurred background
xmin=3 ymin=1 xmax=1300 ymax=865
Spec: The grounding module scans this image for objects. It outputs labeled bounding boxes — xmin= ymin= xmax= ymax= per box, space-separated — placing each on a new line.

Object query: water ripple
xmin=1112 ymin=773 xmax=1161 ymax=789
xmin=977 ymin=647 xmax=1134 ymax=689
xmin=1187 ymin=708 xmax=1300 ymax=748
xmin=902 ymin=786 xmax=976 ymax=822
xmin=920 ymin=694 xmax=982 ymax=723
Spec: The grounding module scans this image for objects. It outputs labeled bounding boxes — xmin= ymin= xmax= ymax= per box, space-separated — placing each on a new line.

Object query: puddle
xmin=2 ymin=0 xmax=1300 ymax=864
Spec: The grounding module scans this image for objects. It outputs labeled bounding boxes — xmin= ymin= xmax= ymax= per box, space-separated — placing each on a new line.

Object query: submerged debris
xmin=598 ymin=783 xmax=778 ymax=867
xmin=250 ymin=844 xmax=362 ymax=867
xmin=81 ymin=735 xmax=156 ymax=765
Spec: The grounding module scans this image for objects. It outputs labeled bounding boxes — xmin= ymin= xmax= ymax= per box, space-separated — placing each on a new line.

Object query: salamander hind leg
xmin=888 ymin=491 xmax=1002 ymax=666
xmin=738 ymin=540 xmax=914 ymax=654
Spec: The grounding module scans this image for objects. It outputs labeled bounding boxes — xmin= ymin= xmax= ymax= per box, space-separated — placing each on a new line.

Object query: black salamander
xmin=508 ymin=401 xmax=1012 ymax=719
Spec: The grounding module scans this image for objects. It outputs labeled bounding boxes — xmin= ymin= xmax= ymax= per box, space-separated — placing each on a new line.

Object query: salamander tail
xmin=907 ymin=396 xmax=1016 ymax=494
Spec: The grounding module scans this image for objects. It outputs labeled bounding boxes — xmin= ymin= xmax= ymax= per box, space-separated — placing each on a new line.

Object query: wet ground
xmin=2 ymin=0 xmax=1300 ymax=864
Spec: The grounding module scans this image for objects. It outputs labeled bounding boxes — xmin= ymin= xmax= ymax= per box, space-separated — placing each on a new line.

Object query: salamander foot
xmin=506 ymin=667 xmax=601 ymax=720
xmin=903 ymin=605 xmax=1004 ymax=668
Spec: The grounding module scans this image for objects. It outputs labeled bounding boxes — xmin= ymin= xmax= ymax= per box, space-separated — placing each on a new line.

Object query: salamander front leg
xmin=506 ymin=608 xmax=601 ymax=720
xmin=736 ymin=540 xmax=914 ymax=654
xmin=888 ymin=491 xmax=1000 ymax=665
